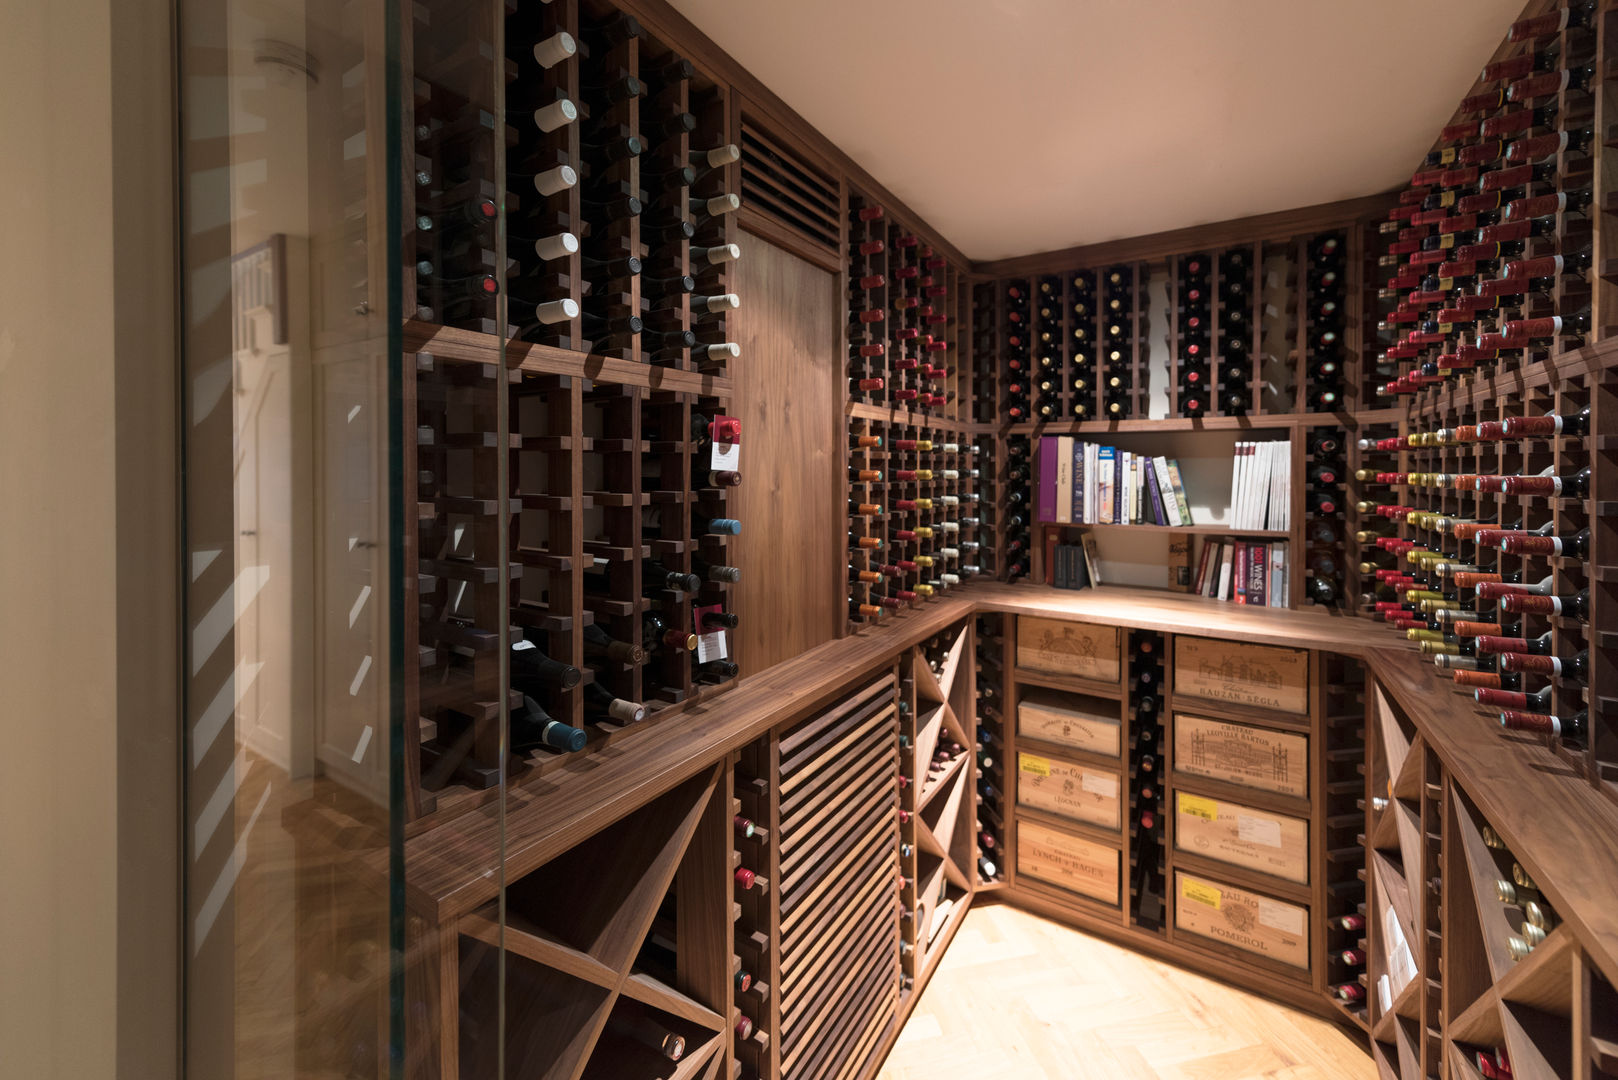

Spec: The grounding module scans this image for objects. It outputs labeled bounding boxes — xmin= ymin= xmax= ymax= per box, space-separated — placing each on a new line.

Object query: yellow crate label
xmin=1178 ymin=793 xmax=1218 ymax=821
xmin=1019 ymin=753 xmax=1051 ymax=777
xmin=1182 ymin=879 xmax=1222 ymax=909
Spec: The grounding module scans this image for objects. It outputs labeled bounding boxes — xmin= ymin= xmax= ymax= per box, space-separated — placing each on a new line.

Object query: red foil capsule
xmin=1506 ymin=130 xmax=1568 ymax=164
xmin=1459 ymin=140 xmax=1505 ymax=165
xmin=1475 ymin=635 xmax=1529 ymax=655
xmin=1460 ymin=89 xmax=1507 ymax=114
xmin=1475 ymin=688 xmax=1529 ymax=708
xmin=1481 ymin=107 xmax=1540 ymax=138
xmin=1502 ymin=192 xmax=1566 ymax=221
xmin=1412 ymin=168 xmax=1447 ymax=186
xmin=1508 ymin=9 xmax=1571 ymax=41
xmin=857 ymin=206 xmax=885 ymax=221
xmin=1505 ymin=316 xmax=1563 ymax=339
xmin=1502 ymin=415 xmax=1566 ymax=437
xmin=857 ymin=239 xmax=885 ymax=255
xmin=1440 ymin=164 xmax=1480 ymax=188
xmin=1477 ymin=277 xmax=1526 ymax=298
xmin=1438 ymin=259 xmax=1482 ymax=278
xmin=1442 ymin=120 xmax=1480 ymax=141
xmin=853 ymin=309 xmax=884 ymax=323
xmin=853 ymin=378 xmax=884 ymax=390
xmin=1483 ymin=54 xmax=1539 ymax=84
xmin=1476 ymin=421 xmax=1506 ymax=439
xmin=895 ymin=327 xmax=920 ymax=340
xmin=893 ymin=389 xmax=919 ymax=401
xmin=1453 ymin=242 xmax=1499 ymax=263
xmin=1508 ymin=69 xmax=1571 ymax=102
xmin=1452 ymin=670 xmax=1503 ymax=689
xmin=856 ymin=344 xmax=885 ymax=357
xmin=1501 ymin=593 xmax=1558 ymax=615
xmin=1390 ymin=205 xmax=1419 ymax=221
xmin=1506 ymin=254 xmax=1563 ymax=279
xmin=1500 ymin=534 xmax=1561 ymax=556
xmin=854 ymin=274 xmax=884 ymax=289
xmin=1481 ymin=163 xmax=1535 ymax=192
xmin=1399 ymin=189 xmax=1428 ymax=205
xmin=1499 ymin=710 xmax=1559 ymax=733
xmin=1501 ymin=653 xmax=1557 ymax=675
xmin=1457 ymin=191 xmax=1504 ymax=214
xmin=1479 ymin=220 xmax=1533 ymax=243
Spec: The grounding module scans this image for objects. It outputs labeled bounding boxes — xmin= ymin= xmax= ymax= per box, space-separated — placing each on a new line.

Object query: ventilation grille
xmin=740 ymin=116 xmax=840 ymax=253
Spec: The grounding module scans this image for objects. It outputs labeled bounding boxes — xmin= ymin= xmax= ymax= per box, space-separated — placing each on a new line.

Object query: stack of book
xmin=1034 ymin=436 xmax=1194 ymax=526
xmin=1192 ymin=538 xmax=1289 ymax=606
xmin=1228 ymin=440 xmax=1290 ymax=531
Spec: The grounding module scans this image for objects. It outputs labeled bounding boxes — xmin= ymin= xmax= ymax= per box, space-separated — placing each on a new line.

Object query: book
xmin=1217 ymin=541 xmax=1235 ymax=600
xmin=1229 ymin=442 xmax=1247 ymax=529
xmin=1038 ymin=437 xmax=1058 ymax=523
xmin=1247 ymin=541 xmax=1268 ymax=606
xmin=1269 ymin=543 xmax=1285 ymax=608
xmin=1152 ymin=455 xmax=1180 ymax=526
xmin=1043 ymin=527 xmax=1060 ymax=586
xmin=1098 ymin=446 xmax=1116 ymax=524
xmin=1166 ymin=459 xmax=1194 ymax=525
xmin=1083 ymin=442 xmax=1098 ymax=524
xmin=1144 ymin=457 xmax=1167 ymax=526
xmin=1168 ymin=532 xmax=1192 ymax=592
xmin=1056 ymin=436 xmax=1074 ymax=524
xmin=1233 ymin=541 xmax=1248 ymax=604
xmin=1073 ymin=439 xmax=1086 ymax=526
xmin=1079 ymin=532 xmax=1103 ymax=585
xmin=1193 ymin=538 xmax=1216 ymax=594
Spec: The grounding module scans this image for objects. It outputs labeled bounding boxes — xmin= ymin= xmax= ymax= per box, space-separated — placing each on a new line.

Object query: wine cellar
xmin=38 ymin=0 xmax=1618 ymax=1077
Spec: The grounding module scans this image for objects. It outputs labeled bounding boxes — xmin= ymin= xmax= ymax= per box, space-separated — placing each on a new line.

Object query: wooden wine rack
xmin=398 ymin=0 xmax=746 ymax=827
xmin=267 ymin=4 xmax=1618 ymax=1080
xmin=1364 ymin=661 xmax=1618 ymax=1080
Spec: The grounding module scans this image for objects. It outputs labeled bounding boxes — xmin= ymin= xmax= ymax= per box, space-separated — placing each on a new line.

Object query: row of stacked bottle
xmin=1127 ymin=630 xmax=1165 ymax=930
xmin=847 ymin=195 xmax=965 ymax=418
xmin=1362 ymin=2 xmax=1610 ymax=794
xmin=410 ymin=1 xmax=741 ymax=371
xmin=975 ymin=614 xmax=1006 ymax=884
xmin=846 ymin=421 xmax=985 ymax=629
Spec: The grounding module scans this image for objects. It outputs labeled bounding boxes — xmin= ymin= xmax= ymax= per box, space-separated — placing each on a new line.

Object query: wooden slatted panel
xmin=739 ymin=114 xmax=840 ymax=255
xmin=774 ymin=672 xmax=899 ymax=1080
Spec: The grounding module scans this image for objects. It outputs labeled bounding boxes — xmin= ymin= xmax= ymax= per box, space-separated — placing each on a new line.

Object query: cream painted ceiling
xmin=669 ymin=0 xmax=1527 ymax=262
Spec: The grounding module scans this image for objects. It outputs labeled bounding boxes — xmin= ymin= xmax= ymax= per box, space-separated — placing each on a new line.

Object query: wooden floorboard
xmin=874 ymin=901 xmax=1372 ymax=1080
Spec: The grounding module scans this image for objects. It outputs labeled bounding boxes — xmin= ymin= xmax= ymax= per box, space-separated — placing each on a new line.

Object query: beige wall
xmin=0 ymin=0 xmax=178 ymax=1077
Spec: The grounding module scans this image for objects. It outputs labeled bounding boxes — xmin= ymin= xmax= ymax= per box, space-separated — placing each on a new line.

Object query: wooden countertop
xmin=366 ymin=583 xmax=1618 ymax=988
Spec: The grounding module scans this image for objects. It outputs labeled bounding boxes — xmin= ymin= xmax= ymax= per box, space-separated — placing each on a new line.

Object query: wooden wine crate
xmin=1172 ymin=713 xmax=1309 ymax=799
xmin=1173 ymin=871 xmax=1309 ymax=969
xmin=1016 ymin=752 xmax=1121 ymax=830
xmin=1017 ymin=687 xmax=1121 ymax=758
xmin=1016 ymin=820 xmax=1120 ymax=906
xmin=1016 ymin=617 xmax=1120 ymax=683
xmin=1173 ymin=791 xmax=1309 ymax=884
xmin=1172 ymin=637 xmax=1309 ymax=715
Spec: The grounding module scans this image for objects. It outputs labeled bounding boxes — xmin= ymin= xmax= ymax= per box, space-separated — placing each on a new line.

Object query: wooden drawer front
xmin=1017 ymin=821 xmax=1120 ymax=906
xmin=1173 ymin=713 xmax=1309 ymax=798
xmin=1017 ymin=753 xmax=1121 ymax=830
xmin=1018 ymin=688 xmax=1120 ymax=758
xmin=1173 ymin=792 xmax=1309 ymax=884
xmin=1017 ymin=617 xmax=1120 ymax=683
xmin=1173 ymin=637 xmax=1309 ymax=715
xmin=1174 ymin=871 xmax=1309 ymax=969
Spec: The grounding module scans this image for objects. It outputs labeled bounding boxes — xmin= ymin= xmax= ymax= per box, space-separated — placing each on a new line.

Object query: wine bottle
xmin=511 ymin=639 xmax=582 ymax=689
xmin=584 ymin=681 xmax=645 ymax=724
xmin=1499 ymin=709 xmax=1588 ymax=744
xmin=511 ymin=696 xmax=588 ymax=753
xmin=583 ymin=623 xmax=646 ymax=665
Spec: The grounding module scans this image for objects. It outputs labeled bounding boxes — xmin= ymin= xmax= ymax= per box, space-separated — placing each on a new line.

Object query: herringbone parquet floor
xmin=876 ymin=901 xmax=1373 ymax=1080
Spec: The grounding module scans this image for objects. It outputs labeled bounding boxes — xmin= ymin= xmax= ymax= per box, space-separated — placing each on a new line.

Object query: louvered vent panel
xmin=740 ymin=116 xmax=841 ymax=253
